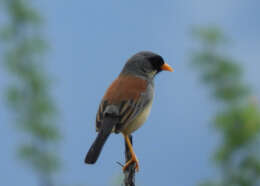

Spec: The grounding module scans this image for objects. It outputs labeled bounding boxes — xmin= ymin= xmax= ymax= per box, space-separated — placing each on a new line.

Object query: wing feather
xmin=95 ymin=75 xmax=151 ymax=133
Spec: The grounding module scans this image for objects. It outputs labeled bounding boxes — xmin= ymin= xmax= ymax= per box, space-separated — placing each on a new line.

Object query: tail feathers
xmin=85 ymin=116 xmax=118 ymax=164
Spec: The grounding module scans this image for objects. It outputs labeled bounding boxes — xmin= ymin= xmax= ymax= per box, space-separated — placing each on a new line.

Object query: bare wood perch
xmin=123 ymin=135 xmax=136 ymax=186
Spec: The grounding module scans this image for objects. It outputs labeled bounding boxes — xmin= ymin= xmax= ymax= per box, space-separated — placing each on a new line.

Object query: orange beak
xmin=161 ymin=63 xmax=174 ymax=72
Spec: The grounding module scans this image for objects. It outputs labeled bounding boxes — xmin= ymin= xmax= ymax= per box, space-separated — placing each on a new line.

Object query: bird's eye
xmin=148 ymin=56 xmax=164 ymax=72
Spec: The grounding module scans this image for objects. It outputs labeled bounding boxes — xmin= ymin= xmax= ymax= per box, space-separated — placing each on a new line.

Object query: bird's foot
xmin=122 ymin=156 xmax=139 ymax=172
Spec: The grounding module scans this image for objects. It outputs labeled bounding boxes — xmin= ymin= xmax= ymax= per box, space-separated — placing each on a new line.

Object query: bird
xmin=84 ymin=51 xmax=173 ymax=171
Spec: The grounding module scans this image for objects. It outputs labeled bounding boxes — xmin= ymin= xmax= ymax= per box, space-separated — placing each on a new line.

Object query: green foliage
xmin=1 ymin=0 xmax=60 ymax=185
xmin=192 ymin=26 xmax=227 ymax=47
xmin=192 ymin=26 xmax=260 ymax=186
xmin=19 ymin=145 xmax=60 ymax=173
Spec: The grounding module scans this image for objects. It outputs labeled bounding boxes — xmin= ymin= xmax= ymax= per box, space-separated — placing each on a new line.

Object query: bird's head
xmin=121 ymin=51 xmax=173 ymax=79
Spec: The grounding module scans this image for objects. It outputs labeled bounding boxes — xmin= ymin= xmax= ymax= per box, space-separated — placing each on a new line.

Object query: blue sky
xmin=1 ymin=0 xmax=260 ymax=186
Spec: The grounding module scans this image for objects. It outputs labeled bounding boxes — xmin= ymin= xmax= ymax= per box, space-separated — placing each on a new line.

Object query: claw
xmin=123 ymin=157 xmax=139 ymax=172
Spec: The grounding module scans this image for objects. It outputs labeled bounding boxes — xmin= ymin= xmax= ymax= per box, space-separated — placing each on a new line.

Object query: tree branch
xmin=123 ymin=135 xmax=135 ymax=186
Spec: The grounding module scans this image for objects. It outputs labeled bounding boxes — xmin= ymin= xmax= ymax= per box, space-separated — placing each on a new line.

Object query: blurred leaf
xmin=1 ymin=0 xmax=60 ymax=185
xmin=191 ymin=26 xmax=260 ymax=186
xmin=19 ymin=145 xmax=60 ymax=173
xmin=5 ymin=0 xmax=42 ymax=24
xmin=192 ymin=26 xmax=228 ymax=47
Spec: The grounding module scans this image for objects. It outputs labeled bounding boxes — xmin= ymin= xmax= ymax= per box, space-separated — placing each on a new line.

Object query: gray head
xmin=120 ymin=51 xmax=173 ymax=79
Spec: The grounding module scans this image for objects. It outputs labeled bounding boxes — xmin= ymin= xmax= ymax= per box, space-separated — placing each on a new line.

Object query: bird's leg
xmin=122 ymin=134 xmax=139 ymax=172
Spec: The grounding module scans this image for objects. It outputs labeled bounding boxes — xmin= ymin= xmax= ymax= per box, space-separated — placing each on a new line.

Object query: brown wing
xmin=96 ymin=75 xmax=148 ymax=132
